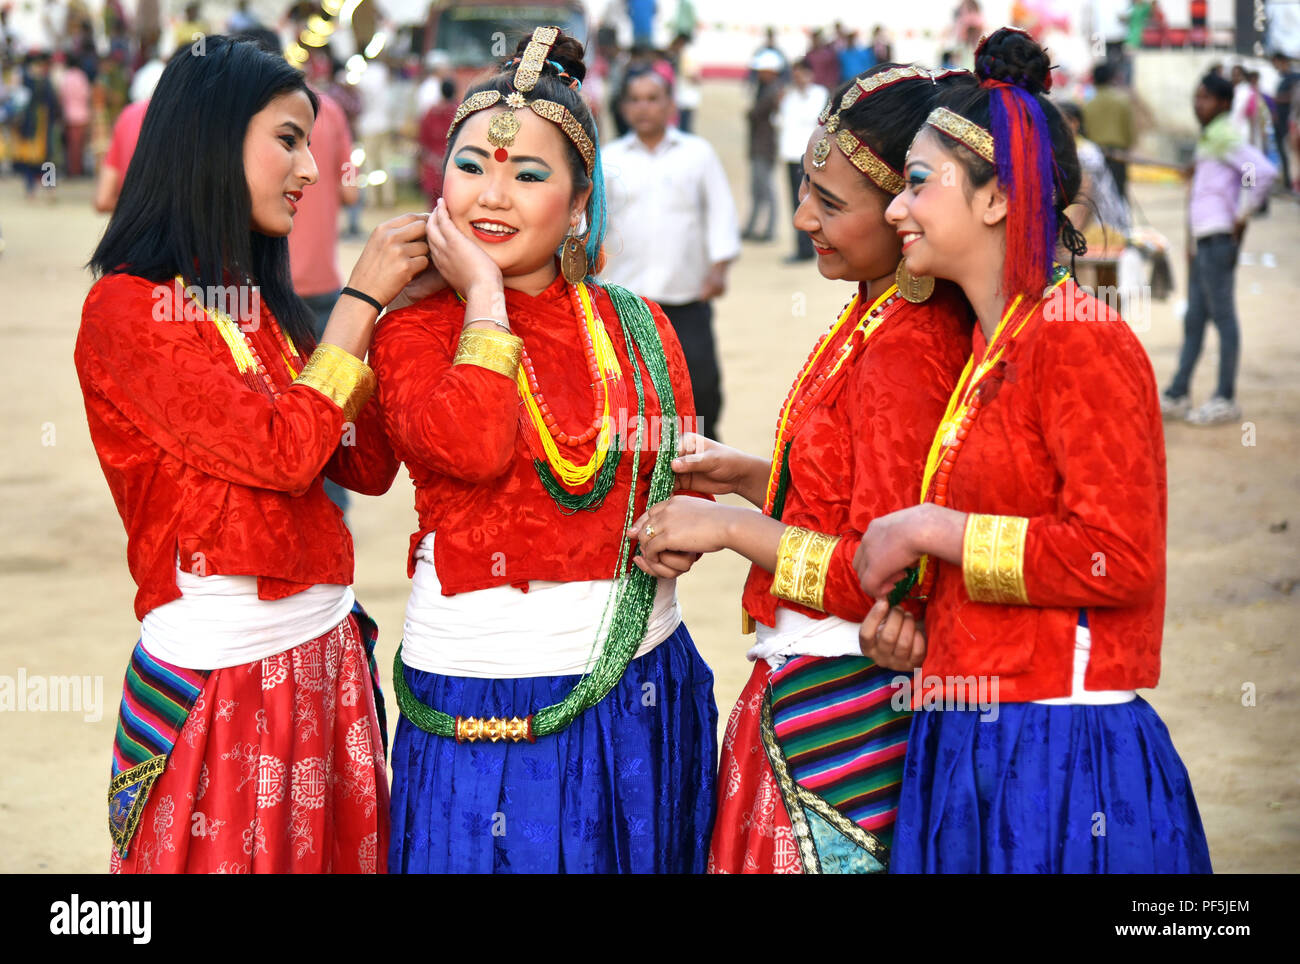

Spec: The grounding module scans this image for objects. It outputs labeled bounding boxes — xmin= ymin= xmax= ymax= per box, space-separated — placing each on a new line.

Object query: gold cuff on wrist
xmin=962 ymin=513 xmax=1030 ymax=604
xmin=452 ymin=327 xmax=523 ymax=379
xmin=293 ymin=343 xmax=376 ymax=422
xmin=770 ymin=526 xmax=840 ymax=612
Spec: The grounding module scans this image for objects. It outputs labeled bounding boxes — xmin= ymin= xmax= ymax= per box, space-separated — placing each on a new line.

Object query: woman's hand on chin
xmin=427 ymin=197 xmax=503 ymax=299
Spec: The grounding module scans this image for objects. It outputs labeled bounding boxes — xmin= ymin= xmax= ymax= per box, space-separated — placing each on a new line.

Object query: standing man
xmin=1269 ymin=51 xmax=1297 ymax=191
xmin=1083 ymin=60 xmax=1136 ymax=203
xmin=603 ymin=65 xmax=742 ymax=440
xmin=777 ymin=58 xmax=827 ymax=263
xmin=743 ymin=49 xmax=783 ymax=241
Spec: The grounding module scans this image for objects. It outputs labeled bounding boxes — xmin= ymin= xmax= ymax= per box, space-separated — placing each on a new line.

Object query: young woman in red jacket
xmin=859 ymin=28 xmax=1212 ymax=873
xmin=77 ymin=36 xmax=427 ymax=872
xmin=628 ymin=65 xmax=977 ymax=874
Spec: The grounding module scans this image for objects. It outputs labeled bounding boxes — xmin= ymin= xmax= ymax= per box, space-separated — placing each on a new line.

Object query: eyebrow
xmin=809 ymin=176 xmax=847 ymax=207
xmin=278 ymin=121 xmax=308 ymax=140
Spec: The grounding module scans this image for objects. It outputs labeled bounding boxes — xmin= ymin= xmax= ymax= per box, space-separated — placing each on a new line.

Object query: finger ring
xmin=644 ymin=525 xmax=656 ymax=541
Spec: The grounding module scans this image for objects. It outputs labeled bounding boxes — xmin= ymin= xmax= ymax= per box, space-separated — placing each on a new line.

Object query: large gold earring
xmin=895 ymin=260 xmax=934 ymax=304
xmin=561 ymin=231 xmax=589 ymax=285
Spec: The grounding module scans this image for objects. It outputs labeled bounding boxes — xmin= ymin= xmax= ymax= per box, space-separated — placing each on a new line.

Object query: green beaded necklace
xmin=393 ymin=283 xmax=678 ymax=740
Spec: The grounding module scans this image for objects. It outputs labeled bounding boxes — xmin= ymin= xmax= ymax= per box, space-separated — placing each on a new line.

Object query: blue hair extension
xmin=585 ymin=143 xmax=607 ymax=279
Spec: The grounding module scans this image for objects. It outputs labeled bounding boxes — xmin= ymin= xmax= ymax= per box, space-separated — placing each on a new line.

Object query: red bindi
xmin=494 ymin=147 xmax=509 ymax=162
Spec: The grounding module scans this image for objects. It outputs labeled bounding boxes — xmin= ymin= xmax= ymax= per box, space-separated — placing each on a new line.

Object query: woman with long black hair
xmin=76 ymin=35 xmax=427 ymax=873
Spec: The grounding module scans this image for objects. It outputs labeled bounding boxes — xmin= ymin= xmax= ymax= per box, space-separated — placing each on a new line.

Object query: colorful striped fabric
xmin=112 ymin=643 xmax=207 ymax=777
xmin=109 ymin=642 xmax=208 ymax=856
xmin=769 ymin=654 xmax=909 ymax=842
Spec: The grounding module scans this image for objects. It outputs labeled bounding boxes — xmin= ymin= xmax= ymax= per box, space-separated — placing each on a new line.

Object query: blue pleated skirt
xmin=389 ymin=623 xmax=718 ymax=873
xmin=891 ymin=698 xmax=1213 ymax=874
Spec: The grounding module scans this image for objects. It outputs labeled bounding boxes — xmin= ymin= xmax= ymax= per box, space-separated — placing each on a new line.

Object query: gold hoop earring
xmin=895 ymin=260 xmax=934 ymax=304
xmin=561 ymin=232 xmax=589 ymax=285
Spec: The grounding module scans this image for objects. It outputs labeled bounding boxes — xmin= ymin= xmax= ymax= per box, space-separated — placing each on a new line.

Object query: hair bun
xmin=511 ymin=30 xmax=588 ymax=84
xmin=974 ymin=27 xmax=1051 ymax=94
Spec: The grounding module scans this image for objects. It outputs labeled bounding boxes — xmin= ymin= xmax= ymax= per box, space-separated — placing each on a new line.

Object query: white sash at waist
xmin=401 ymin=533 xmax=681 ymax=678
xmin=747 ymin=608 xmax=861 ymax=671
xmin=141 ymin=562 xmax=354 ymax=671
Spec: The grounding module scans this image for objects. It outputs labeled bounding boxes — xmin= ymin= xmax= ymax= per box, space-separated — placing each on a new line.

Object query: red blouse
xmin=924 ymin=280 xmax=1166 ymax=701
xmin=370 ymin=273 xmax=698 ymax=590
xmin=74 ymin=273 xmax=399 ymax=621
xmin=742 ymin=282 xmax=973 ymax=625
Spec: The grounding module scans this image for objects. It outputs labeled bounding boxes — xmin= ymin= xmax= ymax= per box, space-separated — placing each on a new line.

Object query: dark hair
xmin=1058 ymin=100 xmax=1084 ymax=135
xmin=1199 ymin=71 xmax=1233 ymax=103
xmin=231 ymin=27 xmax=283 ymax=57
xmin=449 ymin=29 xmax=604 ymax=272
xmin=835 ymin=64 xmax=977 ymax=198
xmin=1092 ymin=60 xmax=1114 ymax=86
xmin=620 ymin=62 xmax=673 ymax=100
xmin=930 ymin=28 xmax=1084 ymax=293
xmin=89 ymin=35 xmax=320 ymax=349
xmin=440 ymin=77 xmax=455 ymax=100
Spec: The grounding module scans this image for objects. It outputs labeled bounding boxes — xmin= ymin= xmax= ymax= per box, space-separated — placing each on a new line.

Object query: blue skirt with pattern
xmin=891 ymin=697 xmax=1213 ymax=873
xmin=389 ymin=623 xmax=718 ymax=873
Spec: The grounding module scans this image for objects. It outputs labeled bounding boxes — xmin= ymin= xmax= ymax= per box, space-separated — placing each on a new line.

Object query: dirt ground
xmin=1 ymin=80 xmax=1296 ymax=872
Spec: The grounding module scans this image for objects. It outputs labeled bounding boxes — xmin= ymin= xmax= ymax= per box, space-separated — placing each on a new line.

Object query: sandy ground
xmin=1 ymin=80 xmax=1296 ymax=873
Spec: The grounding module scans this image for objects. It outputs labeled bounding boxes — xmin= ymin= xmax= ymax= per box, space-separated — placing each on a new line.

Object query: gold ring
xmin=644 ymin=525 xmax=656 ymax=541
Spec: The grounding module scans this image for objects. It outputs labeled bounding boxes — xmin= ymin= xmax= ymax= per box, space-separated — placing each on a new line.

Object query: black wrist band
xmin=341 ymin=286 xmax=384 ymax=314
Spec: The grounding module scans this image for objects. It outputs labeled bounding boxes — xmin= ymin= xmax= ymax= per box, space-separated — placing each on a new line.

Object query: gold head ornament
xmin=446 ymin=26 xmax=595 ymax=176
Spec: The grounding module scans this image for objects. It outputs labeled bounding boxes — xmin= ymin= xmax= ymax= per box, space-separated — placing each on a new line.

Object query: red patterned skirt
xmin=111 ymin=614 xmax=389 ymax=874
xmin=708 ymin=661 xmax=802 ymax=873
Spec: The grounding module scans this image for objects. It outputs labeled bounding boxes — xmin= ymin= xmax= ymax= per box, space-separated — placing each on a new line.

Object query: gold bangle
xmin=962 ymin=513 xmax=1030 ymax=604
xmin=770 ymin=526 xmax=840 ymax=612
xmin=293 ymin=343 xmax=376 ymax=423
xmin=452 ymin=327 xmax=523 ymax=379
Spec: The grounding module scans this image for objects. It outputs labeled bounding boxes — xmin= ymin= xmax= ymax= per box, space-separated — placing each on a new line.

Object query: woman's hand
xmin=855 ymin=504 xmax=967 ymax=599
xmin=858 ymin=599 xmax=926 ymax=671
xmin=672 ymin=432 xmax=768 ymax=505
xmin=426 ymin=197 xmax=503 ymax=302
xmin=626 ymin=495 xmax=735 ymax=578
xmin=854 ymin=506 xmax=929 ymax=600
xmin=344 ymin=213 xmax=432 ymax=307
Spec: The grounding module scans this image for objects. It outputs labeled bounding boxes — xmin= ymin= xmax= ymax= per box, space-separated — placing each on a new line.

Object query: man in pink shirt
xmin=93 ymin=98 xmax=147 ymax=212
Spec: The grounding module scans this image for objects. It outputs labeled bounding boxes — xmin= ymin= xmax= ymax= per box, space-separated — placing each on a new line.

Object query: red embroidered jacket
xmin=742 ymin=282 xmax=973 ymax=624
xmin=74 ymin=273 xmax=399 ymax=621
xmin=924 ymin=280 xmax=1167 ymax=701
xmin=370 ymin=274 xmax=698 ymax=591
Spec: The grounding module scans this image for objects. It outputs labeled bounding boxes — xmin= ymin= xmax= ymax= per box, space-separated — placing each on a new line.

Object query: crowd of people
xmin=61 ymin=15 xmax=1253 ymax=876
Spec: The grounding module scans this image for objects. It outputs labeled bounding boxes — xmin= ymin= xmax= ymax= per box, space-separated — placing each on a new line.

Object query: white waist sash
xmin=747 ymin=608 xmax=861 ymax=671
xmin=141 ymin=562 xmax=354 ymax=671
xmin=1032 ymin=625 xmax=1136 ymax=706
xmin=401 ymin=533 xmax=682 ymax=678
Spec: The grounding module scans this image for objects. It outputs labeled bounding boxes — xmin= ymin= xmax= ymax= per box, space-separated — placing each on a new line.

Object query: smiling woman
xmin=370 ymin=27 xmax=718 ymax=874
xmin=75 ymin=35 xmax=432 ymax=873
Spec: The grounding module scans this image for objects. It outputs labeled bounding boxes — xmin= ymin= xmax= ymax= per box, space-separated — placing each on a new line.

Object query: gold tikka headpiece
xmin=812 ymin=66 xmax=937 ymax=194
xmin=446 ymin=26 xmax=595 ymax=177
xmin=924 ymin=106 xmax=995 ymax=164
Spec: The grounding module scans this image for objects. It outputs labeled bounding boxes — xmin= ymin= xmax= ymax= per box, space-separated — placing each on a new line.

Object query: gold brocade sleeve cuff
xmin=770 ymin=526 xmax=840 ymax=612
xmin=962 ymin=513 xmax=1030 ymax=604
xmin=293 ymin=343 xmax=377 ymax=423
xmin=452 ymin=327 xmax=523 ymax=380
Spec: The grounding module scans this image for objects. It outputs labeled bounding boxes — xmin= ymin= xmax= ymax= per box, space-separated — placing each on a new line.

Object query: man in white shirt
xmin=777 ymin=58 xmax=827 ymax=262
xmin=602 ymin=65 xmax=741 ymax=439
